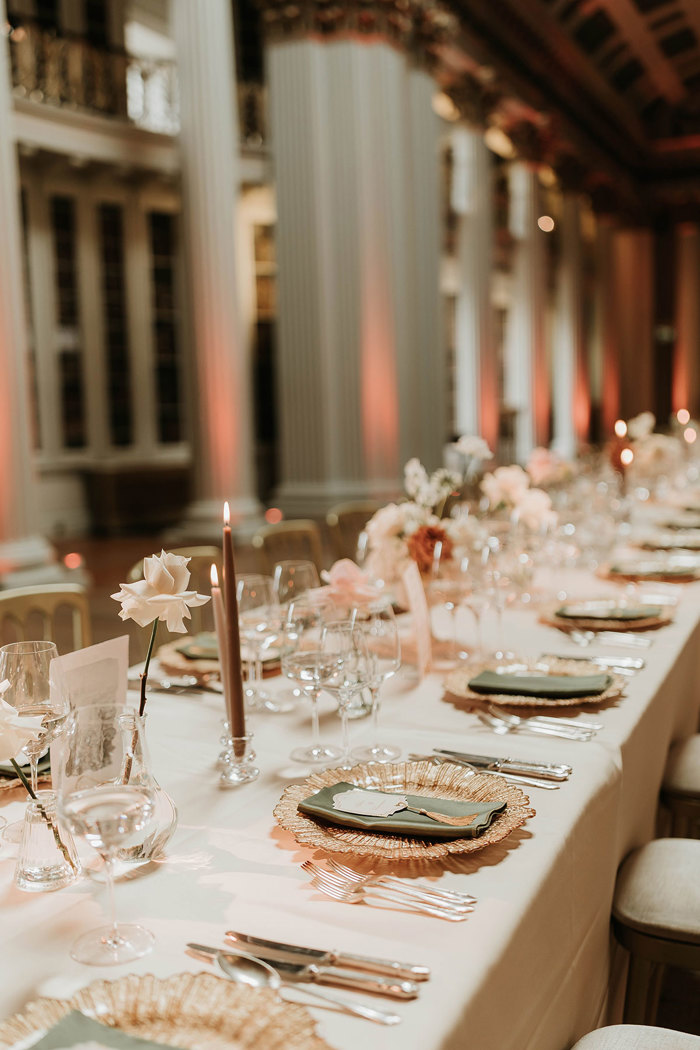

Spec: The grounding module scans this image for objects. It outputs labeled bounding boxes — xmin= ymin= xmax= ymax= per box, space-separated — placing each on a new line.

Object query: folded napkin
xmin=176 ymin=632 xmax=219 ymax=660
xmin=24 ymin=1010 xmax=180 ymax=1050
xmin=555 ymin=604 xmax=661 ymax=621
xmin=298 ymin=781 xmax=506 ymax=840
xmin=0 ymin=752 xmax=50 ymax=779
xmin=468 ymin=670 xmax=611 ymax=699
xmin=609 ymin=563 xmax=695 ymax=578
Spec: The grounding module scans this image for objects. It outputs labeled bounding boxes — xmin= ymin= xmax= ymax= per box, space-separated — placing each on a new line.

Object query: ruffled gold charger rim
xmin=538 ymin=604 xmax=673 ymax=633
xmin=444 ymin=658 xmax=626 ymax=709
xmin=0 ymin=973 xmax=332 ymax=1050
xmin=274 ymin=760 xmax=534 ymax=862
xmin=598 ymin=563 xmax=699 ymax=584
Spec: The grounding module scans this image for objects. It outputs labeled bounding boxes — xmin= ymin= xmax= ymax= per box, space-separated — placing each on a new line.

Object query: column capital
xmin=257 ymin=0 xmax=456 ymax=66
xmin=447 ymin=72 xmax=501 ymax=129
xmin=506 ymin=118 xmax=555 ymax=166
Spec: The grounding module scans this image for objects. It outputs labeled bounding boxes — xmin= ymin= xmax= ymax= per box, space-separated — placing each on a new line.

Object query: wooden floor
xmin=40 ymin=534 xmax=700 ymax=1039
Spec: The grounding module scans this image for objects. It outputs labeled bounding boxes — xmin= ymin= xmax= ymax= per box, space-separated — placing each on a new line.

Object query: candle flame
xmin=620 ymin=448 xmax=634 ymax=467
xmin=210 ymin=563 xmax=219 ymax=587
xmin=614 ymin=420 xmax=627 ymax=438
xmin=223 ymin=501 xmax=230 ymax=526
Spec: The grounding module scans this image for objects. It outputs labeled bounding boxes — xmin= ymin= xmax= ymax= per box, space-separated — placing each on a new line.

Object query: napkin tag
xmin=332 ymin=788 xmax=408 ymax=817
xmin=402 ymin=562 xmax=432 ymax=677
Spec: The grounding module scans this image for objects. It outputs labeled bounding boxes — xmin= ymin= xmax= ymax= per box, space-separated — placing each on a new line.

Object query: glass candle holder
xmin=15 ymin=790 xmax=80 ymax=892
xmin=219 ymin=733 xmax=260 ymax=787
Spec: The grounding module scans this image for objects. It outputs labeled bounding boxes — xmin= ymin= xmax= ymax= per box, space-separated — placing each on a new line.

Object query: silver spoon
xmin=215 ymin=950 xmax=401 ymax=1026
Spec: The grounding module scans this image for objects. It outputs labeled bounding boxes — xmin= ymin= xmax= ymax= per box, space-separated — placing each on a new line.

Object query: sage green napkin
xmin=175 ymin=632 xmax=219 ymax=660
xmin=0 ymin=753 xmax=50 ymax=779
xmin=555 ymin=604 xmax=661 ymax=621
xmin=468 ymin=670 xmax=611 ymax=699
xmin=299 ymin=781 xmax=506 ymax=840
xmin=609 ymin=563 xmax=694 ymax=578
xmin=23 ymin=1010 xmax=179 ymax=1050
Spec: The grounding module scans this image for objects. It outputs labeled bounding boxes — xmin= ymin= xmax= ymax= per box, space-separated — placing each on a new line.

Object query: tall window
xmin=98 ymin=203 xmax=132 ymax=447
xmin=148 ymin=211 xmax=182 ymax=444
xmin=50 ymin=195 xmax=86 ymax=449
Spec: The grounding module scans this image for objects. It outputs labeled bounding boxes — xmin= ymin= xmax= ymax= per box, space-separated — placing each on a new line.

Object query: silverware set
xmin=539 ymin=652 xmax=644 ymax=675
xmin=302 ymin=859 xmax=474 ymax=921
xmin=476 ymin=708 xmax=595 ymax=741
xmin=408 ymin=752 xmax=565 ymax=789
xmin=567 ymin=629 xmax=651 ymax=649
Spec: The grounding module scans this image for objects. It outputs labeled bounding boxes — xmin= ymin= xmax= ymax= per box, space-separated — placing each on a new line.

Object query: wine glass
xmin=321 ymin=622 xmax=374 ymax=766
xmin=237 ymin=574 xmax=285 ymax=712
xmin=281 ymin=601 xmax=342 ymax=765
xmin=427 ymin=543 xmax=470 ymax=662
xmin=273 ymin=560 xmax=320 ymax=606
xmin=54 ymin=702 xmax=156 ymax=965
xmin=351 ymin=603 xmax=401 ymax=762
xmin=1 ymin=641 xmax=66 ymax=842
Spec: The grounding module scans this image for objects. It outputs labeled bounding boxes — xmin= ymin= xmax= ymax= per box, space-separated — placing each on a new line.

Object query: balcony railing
xmin=7 ymin=22 xmax=266 ymax=146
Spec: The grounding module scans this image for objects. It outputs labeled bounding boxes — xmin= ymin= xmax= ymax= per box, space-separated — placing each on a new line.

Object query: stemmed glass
xmin=1 ymin=641 xmax=66 ymax=842
xmin=281 ymin=600 xmax=341 ymax=765
xmin=351 ymin=603 xmax=401 ymax=762
xmin=321 ymin=622 xmax=375 ymax=767
xmin=427 ymin=544 xmax=471 ymax=662
xmin=273 ymin=560 xmax=320 ymax=606
xmin=54 ymin=702 xmax=156 ymax=965
xmin=237 ymin=574 xmax=285 ymax=712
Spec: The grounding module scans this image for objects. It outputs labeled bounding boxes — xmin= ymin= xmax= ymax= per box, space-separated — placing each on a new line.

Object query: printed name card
xmin=402 ymin=562 xmax=432 ymax=677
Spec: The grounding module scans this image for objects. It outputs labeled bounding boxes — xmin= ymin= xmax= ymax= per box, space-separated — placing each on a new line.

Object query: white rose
xmin=481 ymin=465 xmax=530 ymax=508
xmin=111 ymin=549 xmax=210 ymax=633
xmin=366 ymin=503 xmax=407 ymax=544
xmin=513 ymin=488 xmax=557 ymax=531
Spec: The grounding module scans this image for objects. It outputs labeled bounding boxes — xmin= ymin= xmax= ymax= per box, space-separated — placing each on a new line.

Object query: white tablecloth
xmin=1 ymin=570 xmax=699 ymax=1050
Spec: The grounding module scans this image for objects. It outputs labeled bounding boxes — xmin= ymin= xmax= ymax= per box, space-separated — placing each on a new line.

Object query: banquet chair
xmin=326 ymin=501 xmax=381 ymax=562
xmin=0 ymin=584 xmax=91 ymax=652
xmin=126 ymin=546 xmax=221 ymax=637
xmin=661 ymin=735 xmax=700 ymax=837
xmin=252 ymin=520 xmax=324 ymax=575
xmin=572 ymin=1025 xmax=700 ymax=1048
xmin=611 ymin=838 xmax=700 ymax=1025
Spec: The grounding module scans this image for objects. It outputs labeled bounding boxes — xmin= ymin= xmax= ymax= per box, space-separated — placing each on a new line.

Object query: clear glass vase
xmin=116 ymin=711 xmax=178 ymax=865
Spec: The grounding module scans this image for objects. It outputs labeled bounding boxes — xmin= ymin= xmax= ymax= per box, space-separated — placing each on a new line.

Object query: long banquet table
xmin=1 ymin=567 xmax=699 ymax=1050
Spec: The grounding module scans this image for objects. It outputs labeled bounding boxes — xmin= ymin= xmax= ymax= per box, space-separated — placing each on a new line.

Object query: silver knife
xmin=408 ymin=754 xmax=562 ymax=790
xmin=187 ymin=943 xmax=418 ymax=999
xmin=433 ymin=748 xmax=572 ymax=780
xmin=223 ymin=930 xmax=429 ymax=981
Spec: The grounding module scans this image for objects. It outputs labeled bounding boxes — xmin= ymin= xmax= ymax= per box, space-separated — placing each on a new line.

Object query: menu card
xmin=50 ymin=636 xmax=129 ymax=711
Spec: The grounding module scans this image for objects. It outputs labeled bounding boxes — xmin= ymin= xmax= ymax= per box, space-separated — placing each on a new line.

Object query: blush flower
xmin=309 ymin=559 xmax=382 ymax=609
xmin=111 ymin=550 xmax=210 ymax=634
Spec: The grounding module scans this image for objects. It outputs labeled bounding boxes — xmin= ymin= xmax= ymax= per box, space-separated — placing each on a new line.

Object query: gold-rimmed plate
xmin=274 ymin=760 xmax=534 ymax=862
xmin=444 ymin=658 xmax=626 ymax=709
xmin=538 ymin=600 xmax=672 ymax=633
xmin=0 ymin=973 xmax=331 ymax=1050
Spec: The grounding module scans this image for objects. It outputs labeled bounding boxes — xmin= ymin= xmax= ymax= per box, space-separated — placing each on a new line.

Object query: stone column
xmin=266 ymin=25 xmax=444 ymax=514
xmin=673 ymin=223 xmax=700 ymax=420
xmin=451 ymin=124 xmax=498 ymax=451
xmin=552 ymin=192 xmax=587 ymax=456
xmin=0 ymin=6 xmax=54 ymax=583
xmin=504 ymin=161 xmax=549 ymax=462
xmin=172 ymin=0 xmax=260 ymax=535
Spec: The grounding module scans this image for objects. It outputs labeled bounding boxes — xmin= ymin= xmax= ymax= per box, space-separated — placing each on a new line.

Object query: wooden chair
xmin=573 ymin=1026 xmax=700 ymax=1049
xmin=252 ymin=520 xmax=324 ymax=575
xmin=661 ymin=735 xmax=700 ymax=837
xmin=326 ymin=501 xmax=381 ymax=562
xmin=126 ymin=546 xmax=221 ymax=638
xmin=612 ymin=838 xmax=700 ymax=1025
xmin=0 ymin=584 xmax=91 ymax=653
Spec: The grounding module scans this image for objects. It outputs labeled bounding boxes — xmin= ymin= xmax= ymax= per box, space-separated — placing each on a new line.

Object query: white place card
xmin=50 ymin=635 xmax=130 ymax=711
xmin=332 ymin=788 xmax=408 ymax=817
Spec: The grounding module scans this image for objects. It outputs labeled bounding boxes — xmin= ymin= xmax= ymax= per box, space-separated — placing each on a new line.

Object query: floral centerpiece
xmin=526 ymin=447 xmax=576 ymax=488
xmin=480 ymin=464 xmax=558 ymax=531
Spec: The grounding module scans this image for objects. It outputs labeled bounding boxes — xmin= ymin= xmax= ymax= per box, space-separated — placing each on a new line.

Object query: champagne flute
xmin=1 ymin=641 xmax=66 ymax=842
xmin=55 ymin=702 xmax=156 ymax=965
xmin=282 ymin=603 xmax=342 ymax=765
xmin=351 ymin=603 xmax=401 ymax=762
xmin=321 ymin=622 xmax=374 ymax=767
xmin=237 ymin=574 xmax=284 ymax=712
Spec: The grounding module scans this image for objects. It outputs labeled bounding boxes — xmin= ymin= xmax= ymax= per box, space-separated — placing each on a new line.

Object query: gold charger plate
xmin=444 ymin=658 xmax=625 ymax=709
xmin=156 ymin=642 xmax=280 ymax=683
xmin=538 ymin=602 xmax=672 ymax=633
xmin=274 ymin=760 xmax=534 ymax=862
xmin=0 ymin=973 xmax=331 ymax=1050
xmin=599 ymin=561 xmax=699 ymax=584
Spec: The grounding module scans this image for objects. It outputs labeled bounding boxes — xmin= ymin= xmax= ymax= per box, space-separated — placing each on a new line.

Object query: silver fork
xmin=487 ymin=705 xmax=603 ymax=732
xmin=325 ymin=858 xmax=476 ymax=908
xmin=477 ymin=710 xmax=593 ymax=741
xmin=303 ymin=863 xmax=471 ymax=922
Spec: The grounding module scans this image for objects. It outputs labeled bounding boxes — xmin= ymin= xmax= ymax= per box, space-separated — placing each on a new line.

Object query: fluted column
xmin=451 ymin=125 xmax=498 ymax=450
xmin=267 ymin=37 xmax=444 ymax=513
xmin=591 ymin=214 xmax=619 ymax=438
xmin=673 ymin=223 xmax=700 ymax=420
xmin=552 ymin=193 xmax=587 ymax=456
xmin=172 ymin=0 xmax=259 ymax=533
xmin=0 ymin=3 xmax=53 ymax=582
xmin=504 ymin=162 xmax=549 ymax=461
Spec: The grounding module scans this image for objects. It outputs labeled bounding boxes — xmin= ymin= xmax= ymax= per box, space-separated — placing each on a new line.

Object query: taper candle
xmin=222 ymin=502 xmax=245 ymax=749
xmin=210 ymin=563 xmax=232 ymax=720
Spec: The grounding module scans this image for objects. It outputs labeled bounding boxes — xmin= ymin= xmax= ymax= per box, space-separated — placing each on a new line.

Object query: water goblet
xmin=321 ymin=622 xmax=374 ymax=766
xmin=54 ymin=703 xmax=156 ymax=965
xmin=350 ymin=602 xmax=401 ymax=762
xmin=237 ymin=574 xmax=285 ymax=712
xmin=281 ymin=622 xmax=342 ymax=765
